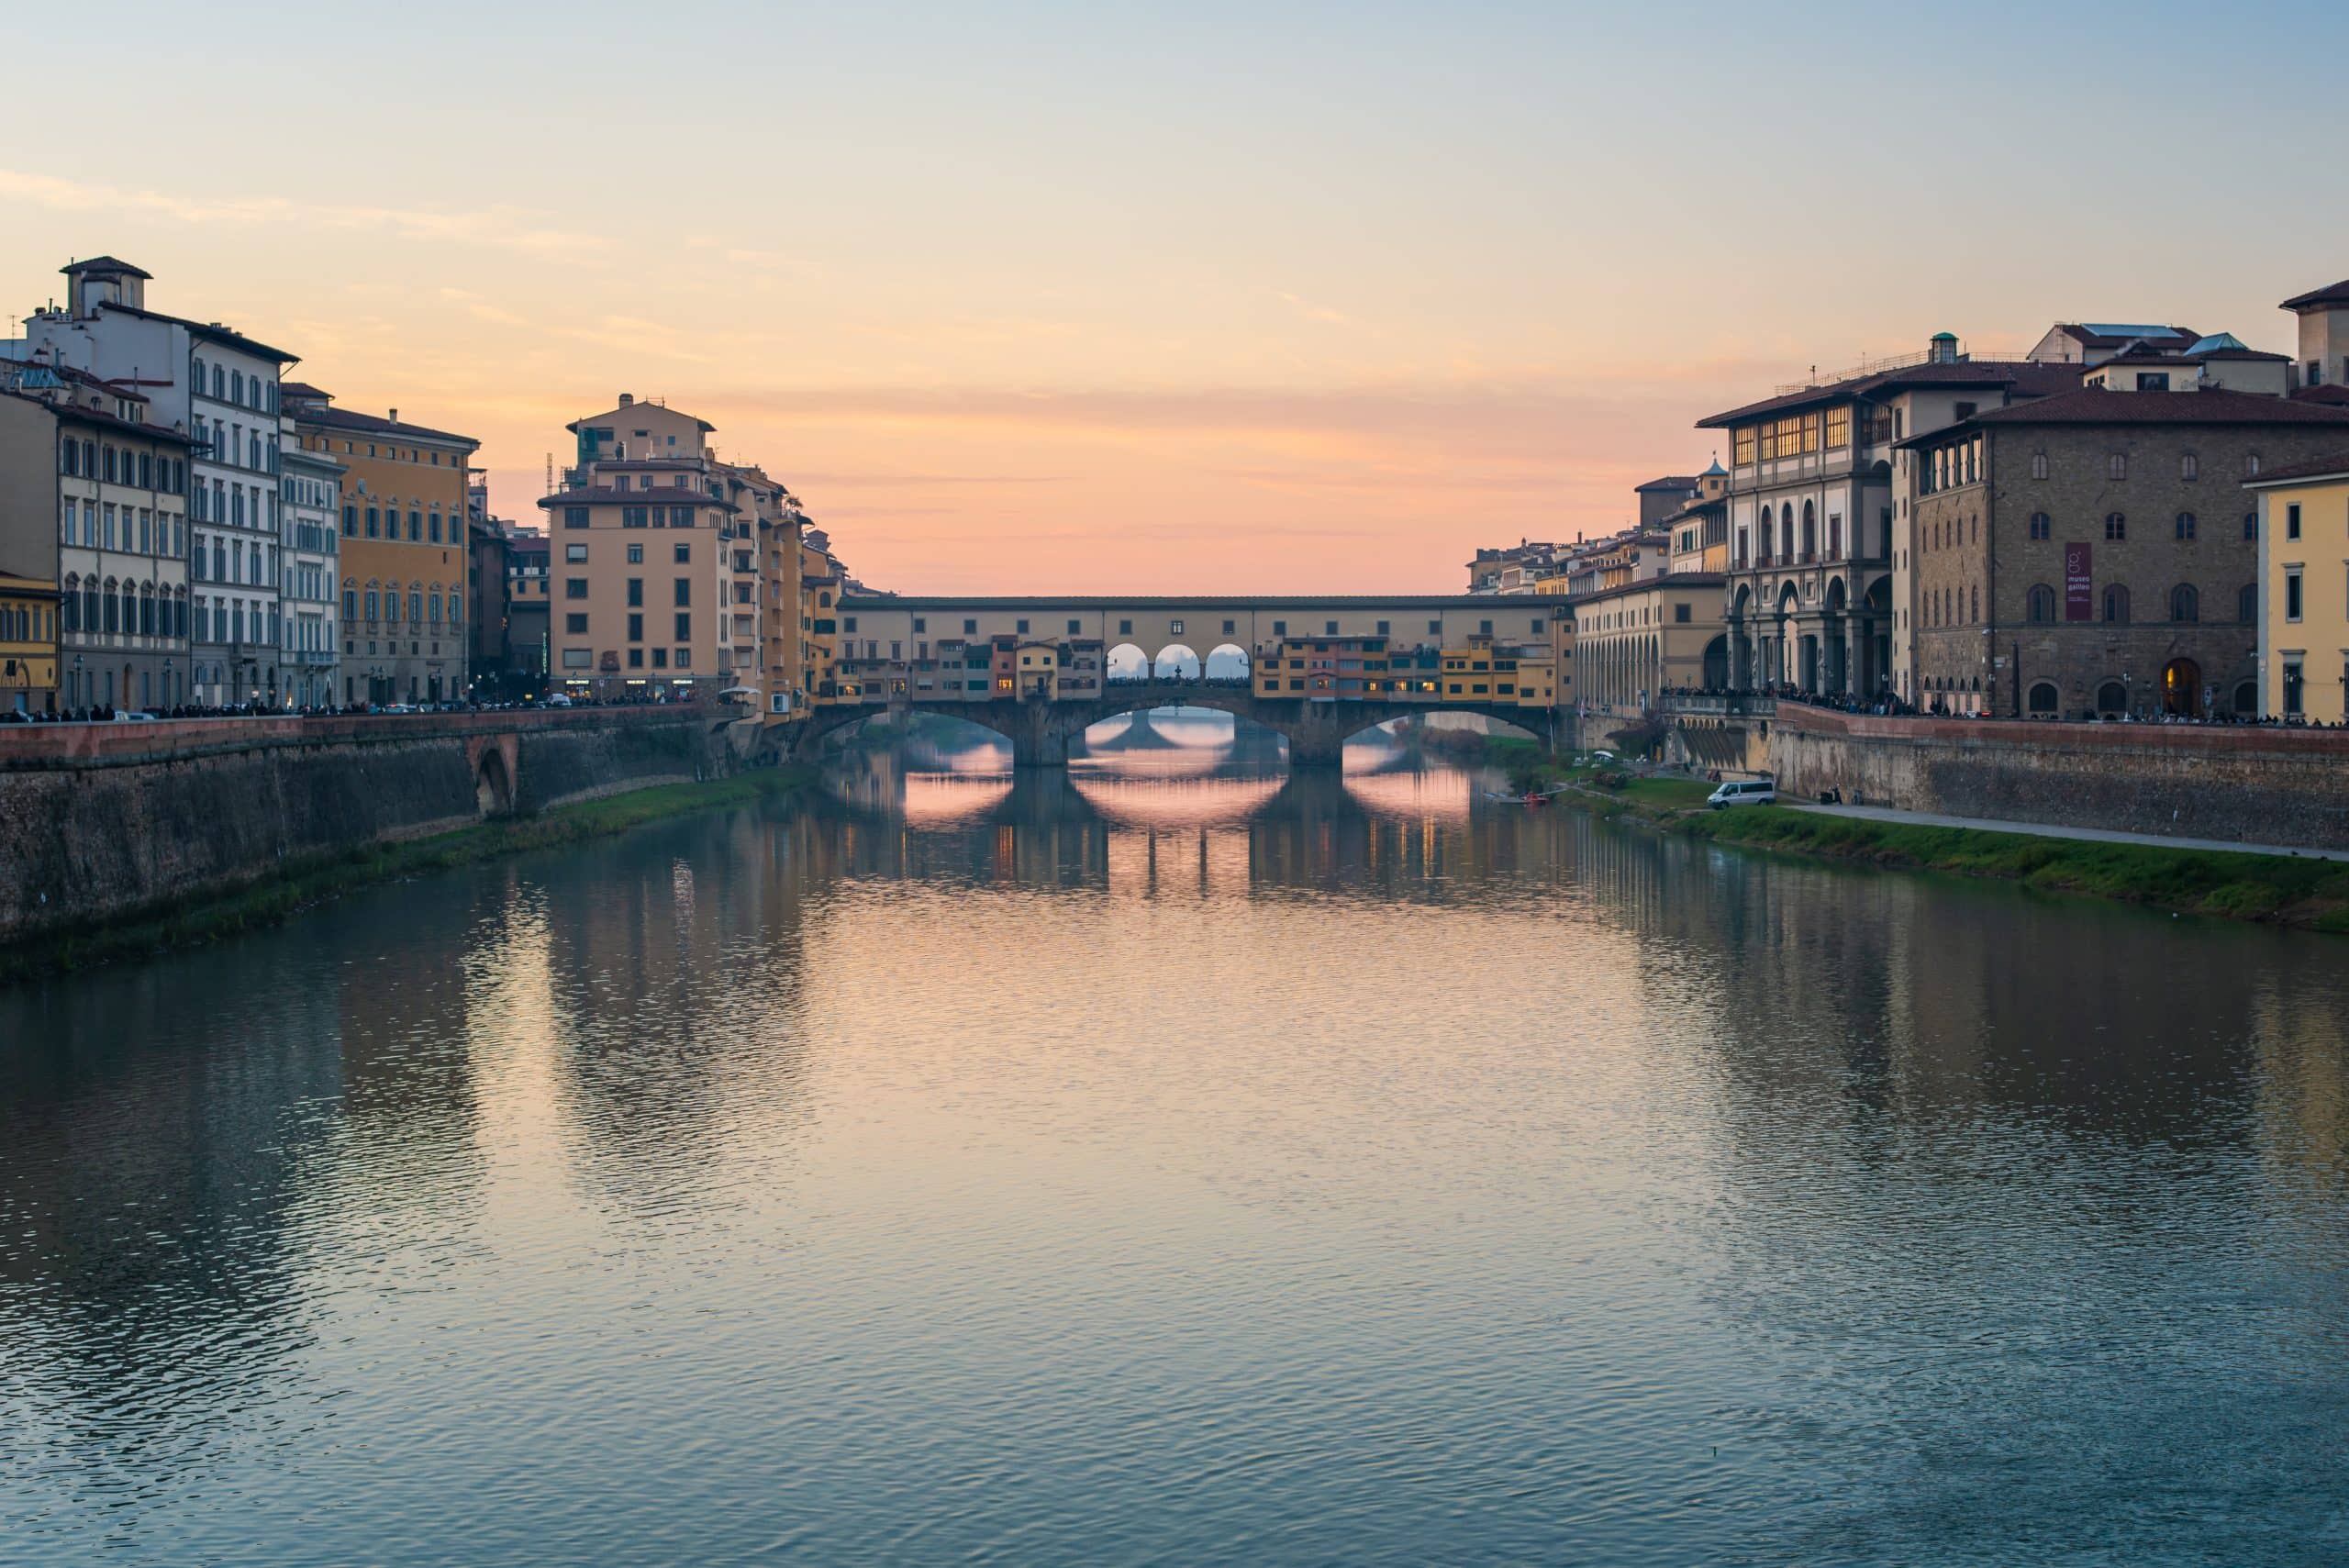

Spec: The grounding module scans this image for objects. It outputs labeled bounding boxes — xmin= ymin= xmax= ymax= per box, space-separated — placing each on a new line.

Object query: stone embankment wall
xmin=0 ymin=708 xmax=736 ymax=940
xmin=1769 ymin=704 xmax=2349 ymax=850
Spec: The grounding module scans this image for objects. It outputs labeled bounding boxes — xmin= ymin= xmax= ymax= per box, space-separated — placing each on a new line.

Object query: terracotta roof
xmin=2048 ymin=323 xmax=2199 ymax=350
xmin=279 ymin=381 xmax=331 ymax=401
xmin=295 ymin=404 xmax=477 ymax=447
xmin=1635 ymin=474 xmax=1699 ymax=492
xmin=537 ymin=488 xmax=738 ymax=513
xmin=1698 ymin=360 xmax=2076 ymax=428
xmin=2279 ymin=280 xmax=2349 ymax=312
xmin=2243 ymin=450 xmax=2349 ymax=486
xmin=61 ymin=256 xmax=152 ymax=280
xmin=93 ymin=300 xmax=297 ymax=363
xmin=2290 ymin=384 xmax=2349 ymax=406
xmin=0 ymin=377 xmax=194 ymax=445
xmin=1565 ymin=573 xmax=1723 ymax=608
xmin=1954 ymin=387 xmax=2349 ymax=429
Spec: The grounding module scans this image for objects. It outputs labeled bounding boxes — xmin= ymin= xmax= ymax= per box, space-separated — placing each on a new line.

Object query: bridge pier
xmin=1012 ymin=727 xmax=1072 ymax=768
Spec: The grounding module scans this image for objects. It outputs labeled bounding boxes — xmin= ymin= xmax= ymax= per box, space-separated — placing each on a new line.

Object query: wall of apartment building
xmin=315 ymin=429 xmax=472 ymax=704
xmin=550 ymin=503 xmax=735 ymax=695
xmin=1910 ymin=423 xmax=2340 ymax=717
xmin=2256 ymin=475 xmax=2349 ymax=722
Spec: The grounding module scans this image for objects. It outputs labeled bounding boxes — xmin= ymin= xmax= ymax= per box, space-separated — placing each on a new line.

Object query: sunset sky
xmin=6 ymin=0 xmax=2345 ymax=594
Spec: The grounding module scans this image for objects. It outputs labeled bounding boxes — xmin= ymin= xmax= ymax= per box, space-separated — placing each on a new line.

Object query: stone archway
xmin=475 ymin=747 xmax=515 ymax=817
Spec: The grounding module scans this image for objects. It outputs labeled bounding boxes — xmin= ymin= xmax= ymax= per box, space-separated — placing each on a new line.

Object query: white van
xmin=1706 ymin=778 xmax=1776 ymax=809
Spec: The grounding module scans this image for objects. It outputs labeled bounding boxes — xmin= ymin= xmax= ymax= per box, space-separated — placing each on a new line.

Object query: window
xmin=964 ymin=618 xmax=979 ymax=634
xmin=366 ymin=506 xmax=380 ymax=538
xmin=2027 ymin=682 xmax=2058 ymax=716
xmin=1825 ymin=406 xmax=1851 ymax=449
xmin=674 ymin=609 xmax=692 ymax=639
xmin=2239 ymin=584 xmax=2257 ymax=624
xmin=2244 ymin=453 xmax=2262 ymax=478
xmin=674 ymin=580 xmax=691 ymax=606
xmin=564 ymin=506 xmax=588 ymax=528
xmin=2285 ymin=571 xmax=2302 ymax=622
xmin=2244 ymin=511 xmax=2258 ymax=540
xmin=2104 ymin=513 xmax=2126 ymax=540
xmin=2027 ymin=584 xmax=2056 ymax=623
xmin=2175 ymin=512 xmax=2197 ymax=540
xmin=1674 ymin=604 xmax=1691 ymax=623
xmin=2180 ymin=453 xmax=2199 ymax=481
xmin=565 ymin=613 xmax=588 ymax=634
xmin=672 ymin=506 xmax=695 ymax=527
xmin=674 ymin=542 xmax=691 ymax=562
xmin=566 ymin=577 xmax=587 ymax=600
xmin=2108 ymin=453 xmax=2126 ymax=480
xmin=565 ymin=543 xmax=588 ymax=562
xmin=2170 ymin=584 xmax=2199 ymax=623
xmin=628 ymin=613 xmax=643 ymax=642
xmin=1068 ymin=618 xmax=1082 ymax=635
xmin=2102 ymin=584 xmax=2130 ymax=624
xmin=2030 ymin=511 xmax=2050 ymax=540
xmin=1017 ymin=618 xmax=1030 ymax=634
xmin=2283 ymin=660 xmax=2304 ymax=717
xmin=2287 ymin=503 xmax=2301 ymax=540
xmin=1169 ymin=619 xmax=1183 ymax=635
xmin=627 ymin=579 xmax=643 ymax=606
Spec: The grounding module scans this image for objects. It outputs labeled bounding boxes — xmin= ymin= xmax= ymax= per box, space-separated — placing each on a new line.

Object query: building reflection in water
xmin=0 ymin=717 xmax=2343 ymax=1563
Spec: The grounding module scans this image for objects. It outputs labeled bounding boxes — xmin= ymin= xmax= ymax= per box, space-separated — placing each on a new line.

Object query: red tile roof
xmin=1698 ymin=360 xmax=2077 ymax=428
xmin=537 ymin=489 xmax=739 ymax=513
xmin=2279 ymin=280 xmax=2349 ymax=312
xmin=1959 ymin=387 xmax=2349 ymax=428
xmin=2243 ymin=450 xmax=2349 ymax=485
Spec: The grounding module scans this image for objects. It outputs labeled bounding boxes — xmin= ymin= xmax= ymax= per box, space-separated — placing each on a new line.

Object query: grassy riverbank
xmin=3 ymin=767 xmax=816 ymax=986
xmin=1679 ymin=806 xmax=2349 ymax=931
xmin=1419 ymin=728 xmax=2349 ymax=929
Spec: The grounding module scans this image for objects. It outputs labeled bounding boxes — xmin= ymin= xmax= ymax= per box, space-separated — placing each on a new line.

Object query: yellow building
xmin=2249 ymin=456 xmax=2349 ymax=720
xmin=0 ymin=573 xmax=59 ymax=713
xmin=800 ymin=529 xmax=849 ymax=704
xmin=1571 ymin=573 xmax=1728 ymax=717
xmin=1014 ymin=640 xmax=1061 ymax=699
xmin=286 ymin=384 xmax=478 ymax=705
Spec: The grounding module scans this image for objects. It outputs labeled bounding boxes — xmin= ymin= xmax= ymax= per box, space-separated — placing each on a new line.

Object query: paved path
xmin=1785 ymin=801 xmax=2349 ymax=862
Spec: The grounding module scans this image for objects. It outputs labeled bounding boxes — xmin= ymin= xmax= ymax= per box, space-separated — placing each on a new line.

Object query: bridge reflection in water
xmin=5 ymin=719 xmax=2349 ymax=1564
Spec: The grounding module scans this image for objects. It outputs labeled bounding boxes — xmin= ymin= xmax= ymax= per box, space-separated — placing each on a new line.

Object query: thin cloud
xmin=0 ymin=169 xmax=607 ymax=259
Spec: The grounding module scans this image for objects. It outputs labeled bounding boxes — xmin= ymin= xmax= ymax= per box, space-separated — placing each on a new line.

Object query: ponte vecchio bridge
xmin=791 ymin=595 xmax=1563 ymax=766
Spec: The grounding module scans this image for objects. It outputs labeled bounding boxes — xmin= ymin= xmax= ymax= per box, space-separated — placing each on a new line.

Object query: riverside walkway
xmin=1787 ymin=801 xmax=2349 ymax=862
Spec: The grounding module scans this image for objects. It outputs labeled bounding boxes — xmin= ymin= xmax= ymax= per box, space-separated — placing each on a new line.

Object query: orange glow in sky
xmin=6 ymin=3 xmax=2342 ymax=595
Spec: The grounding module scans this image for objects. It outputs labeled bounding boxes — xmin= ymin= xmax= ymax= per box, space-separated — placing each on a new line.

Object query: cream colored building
xmin=539 ymin=395 xmax=743 ymax=699
xmin=2248 ymin=456 xmax=2349 ymax=721
xmin=1570 ymin=573 xmax=1728 ymax=717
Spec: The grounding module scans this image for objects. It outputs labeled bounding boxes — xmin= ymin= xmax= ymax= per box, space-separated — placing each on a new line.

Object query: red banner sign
xmin=2064 ymin=542 xmax=2093 ymax=622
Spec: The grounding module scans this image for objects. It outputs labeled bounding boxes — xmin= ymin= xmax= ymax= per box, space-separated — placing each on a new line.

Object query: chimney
xmin=618 ymin=392 xmax=635 ymax=406
xmin=388 ymin=408 xmax=398 ymax=422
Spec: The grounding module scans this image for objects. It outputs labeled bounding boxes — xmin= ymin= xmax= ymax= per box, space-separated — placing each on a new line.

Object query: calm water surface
xmin=4 ymin=717 xmax=2347 ymax=1565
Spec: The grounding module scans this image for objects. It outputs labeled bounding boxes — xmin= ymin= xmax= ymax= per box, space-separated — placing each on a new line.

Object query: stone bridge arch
xmin=464 ymin=732 xmax=521 ymax=817
xmin=785 ymin=688 xmax=1547 ymax=769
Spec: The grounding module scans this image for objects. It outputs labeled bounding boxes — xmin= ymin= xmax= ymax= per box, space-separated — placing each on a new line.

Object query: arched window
xmin=2104 ymin=512 xmax=2126 ymax=540
xmin=2030 ymin=511 xmax=2050 ymax=540
xmin=1970 ymin=584 xmax=1979 ymax=622
xmin=2027 ymin=682 xmax=2059 ymax=716
xmin=139 ymin=584 xmax=155 ymax=638
xmin=2102 ymin=584 xmax=2130 ymax=624
xmin=2238 ymin=584 xmax=2257 ymax=624
xmin=2232 ymin=681 xmax=2256 ymax=716
xmin=2026 ymin=584 xmax=2056 ymax=623
xmin=1801 ymin=500 xmax=1816 ymax=559
xmin=2243 ymin=511 xmax=2258 ymax=540
xmin=2175 ymin=511 xmax=2197 ymax=540
xmin=2169 ymin=584 xmax=2199 ymax=623
xmin=2097 ymin=681 xmax=2128 ymax=715
xmin=61 ymin=575 xmax=79 ymax=633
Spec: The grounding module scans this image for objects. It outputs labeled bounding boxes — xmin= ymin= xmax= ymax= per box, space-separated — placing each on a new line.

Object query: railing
xmin=1661 ymin=692 xmax=1776 ymax=718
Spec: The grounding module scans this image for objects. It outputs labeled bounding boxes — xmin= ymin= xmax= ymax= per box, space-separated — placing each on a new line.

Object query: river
xmin=4 ymin=716 xmax=2346 ymax=1565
